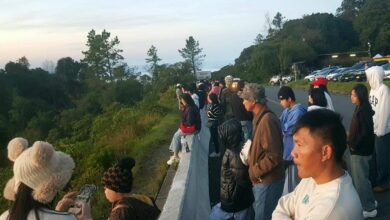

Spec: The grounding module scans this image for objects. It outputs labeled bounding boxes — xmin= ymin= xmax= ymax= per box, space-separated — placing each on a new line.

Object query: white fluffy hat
xmin=3 ymin=138 xmax=75 ymax=204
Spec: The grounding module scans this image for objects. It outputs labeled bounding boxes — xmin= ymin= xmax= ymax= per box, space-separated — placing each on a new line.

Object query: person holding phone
xmin=0 ymin=138 xmax=92 ymax=220
xmin=102 ymin=157 xmax=160 ymax=220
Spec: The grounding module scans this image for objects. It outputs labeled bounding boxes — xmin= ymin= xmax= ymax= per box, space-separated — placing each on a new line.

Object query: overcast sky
xmin=0 ymin=0 xmax=343 ymax=71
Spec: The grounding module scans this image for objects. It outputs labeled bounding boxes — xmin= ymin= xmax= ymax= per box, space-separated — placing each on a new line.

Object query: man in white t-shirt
xmin=272 ymin=109 xmax=363 ymax=220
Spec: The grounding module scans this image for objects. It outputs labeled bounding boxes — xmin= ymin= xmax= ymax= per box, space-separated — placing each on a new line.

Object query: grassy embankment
xmin=0 ymin=88 xmax=179 ymax=219
xmin=288 ymin=80 xmax=390 ymax=94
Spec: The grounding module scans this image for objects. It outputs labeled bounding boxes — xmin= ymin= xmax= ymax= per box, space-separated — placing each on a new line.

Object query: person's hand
xmin=55 ymin=192 xmax=77 ymax=212
xmin=69 ymin=201 xmax=92 ymax=220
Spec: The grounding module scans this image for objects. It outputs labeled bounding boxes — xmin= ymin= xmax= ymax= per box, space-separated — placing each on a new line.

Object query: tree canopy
xmin=178 ymin=36 xmax=206 ymax=76
xmin=81 ymin=29 xmax=124 ymax=80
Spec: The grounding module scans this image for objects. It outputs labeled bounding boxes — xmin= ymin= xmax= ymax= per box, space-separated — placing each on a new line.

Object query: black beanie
xmin=277 ymin=86 xmax=295 ymax=101
xmin=102 ymin=157 xmax=135 ymax=193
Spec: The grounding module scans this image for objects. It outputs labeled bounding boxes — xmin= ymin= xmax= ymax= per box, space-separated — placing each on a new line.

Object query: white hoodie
xmin=366 ymin=66 xmax=390 ymax=136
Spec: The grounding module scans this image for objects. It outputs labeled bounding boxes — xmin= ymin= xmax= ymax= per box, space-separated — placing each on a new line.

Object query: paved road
xmin=209 ymin=86 xmax=389 ymax=220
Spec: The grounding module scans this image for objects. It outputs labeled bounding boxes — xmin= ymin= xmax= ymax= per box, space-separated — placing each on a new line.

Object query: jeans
xmin=350 ymin=155 xmax=376 ymax=211
xmin=241 ymin=120 xmax=252 ymax=142
xmin=209 ymin=202 xmax=254 ymax=220
xmin=252 ymin=179 xmax=284 ymax=220
xmin=283 ymin=163 xmax=300 ymax=195
xmin=209 ymin=124 xmax=220 ymax=153
xmin=375 ymin=133 xmax=390 ymax=188
xmin=169 ymin=129 xmax=184 ymax=153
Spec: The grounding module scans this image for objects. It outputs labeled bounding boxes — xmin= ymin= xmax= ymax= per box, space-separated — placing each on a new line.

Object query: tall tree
xmin=272 ymin=12 xmax=285 ymax=31
xmin=336 ymin=0 xmax=366 ymax=21
xmin=17 ymin=56 xmax=30 ymax=69
xmin=254 ymin=33 xmax=265 ymax=45
xmin=178 ymin=36 xmax=205 ymax=76
xmin=354 ymin=0 xmax=390 ymax=55
xmin=81 ymin=29 xmax=124 ymax=79
xmin=145 ymin=45 xmax=161 ymax=80
xmin=267 ymin=12 xmax=285 ymax=38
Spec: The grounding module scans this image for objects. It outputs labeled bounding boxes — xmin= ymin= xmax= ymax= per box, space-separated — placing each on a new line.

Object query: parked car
xmin=383 ymin=63 xmax=390 ymax=79
xmin=326 ymin=68 xmax=346 ymax=81
xmin=315 ymin=66 xmax=339 ymax=79
xmin=353 ymin=61 xmax=388 ymax=81
xmin=304 ymin=70 xmax=321 ymax=81
xmin=269 ymin=75 xmax=281 ymax=85
xmin=338 ymin=62 xmax=369 ymax=82
xmin=282 ymin=75 xmax=294 ymax=83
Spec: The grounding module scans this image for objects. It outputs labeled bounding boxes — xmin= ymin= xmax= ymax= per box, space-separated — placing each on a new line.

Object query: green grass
xmin=0 ymin=88 xmax=179 ymax=219
xmin=287 ymin=80 xmax=390 ymax=95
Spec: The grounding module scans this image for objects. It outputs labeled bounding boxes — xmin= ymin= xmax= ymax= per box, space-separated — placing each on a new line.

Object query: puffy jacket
xmin=218 ymin=119 xmax=254 ymax=212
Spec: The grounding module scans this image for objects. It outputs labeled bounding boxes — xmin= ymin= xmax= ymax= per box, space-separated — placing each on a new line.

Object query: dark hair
xmin=218 ymin=118 xmax=243 ymax=152
xmin=213 ymin=82 xmax=219 ymax=87
xmin=188 ymin=82 xmax=197 ymax=94
xmin=237 ymin=80 xmax=245 ymax=90
xmin=278 ymin=86 xmax=296 ymax=101
xmin=208 ymin=93 xmax=219 ymax=104
xmin=180 ymin=93 xmax=196 ymax=107
xmin=352 ymin=84 xmax=369 ymax=106
xmin=197 ymin=83 xmax=206 ymax=91
xmin=309 ymin=88 xmax=327 ymax=107
xmin=8 ymin=183 xmax=48 ymax=220
xmin=293 ymin=109 xmax=346 ymax=165
xmin=310 ymin=84 xmax=329 ymax=93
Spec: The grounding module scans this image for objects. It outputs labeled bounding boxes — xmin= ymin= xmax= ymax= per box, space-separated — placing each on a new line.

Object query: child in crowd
xmin=307 ymin=88 xmax=328 ymax=111
xmin=310 ymin=77 xmax=334 ymax=110
xmin=207 ymin=93 xmax=223 ymax=157
xmin=102 ymin=157 xmax=160 ymax=220
xmin=209 ymin=119 xmax=254 ymax=220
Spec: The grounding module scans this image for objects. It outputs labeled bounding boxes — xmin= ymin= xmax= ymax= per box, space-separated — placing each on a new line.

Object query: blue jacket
xmin=280 ymin=104 xmax=307 ymax=161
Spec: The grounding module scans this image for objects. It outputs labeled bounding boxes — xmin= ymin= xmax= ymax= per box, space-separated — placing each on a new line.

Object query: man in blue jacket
xmin=278 ymin=86 xmax=307 ymax=194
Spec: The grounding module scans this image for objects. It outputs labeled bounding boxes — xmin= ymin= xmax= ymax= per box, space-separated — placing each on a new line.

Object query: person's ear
xmin=321 ymin=145 xmax=333 ymax=162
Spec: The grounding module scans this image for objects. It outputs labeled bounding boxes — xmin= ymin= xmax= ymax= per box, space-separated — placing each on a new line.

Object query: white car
xmin=304 ymin=70 xmax=320 ymax=81
xmin=269 ymin=75 xmax=281 ymax=85
xmin=383 ymin=63 xmax=390 ymax=79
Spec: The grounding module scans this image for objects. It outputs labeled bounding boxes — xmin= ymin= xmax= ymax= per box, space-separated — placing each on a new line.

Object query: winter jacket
xmin=108 ymin=195 xmax=160 ymax=220
xmin=248 ymin=107 xmax=285 ymax=185
xmin=181 ymin=105 xmax=201 ymax=131
xmin=366 ymin=66 xmax=390 ymax=136
xmin=348 ymin=103 xmax=375 ymax=156
xmin=218 ymin=119 xmax=254 ymax=213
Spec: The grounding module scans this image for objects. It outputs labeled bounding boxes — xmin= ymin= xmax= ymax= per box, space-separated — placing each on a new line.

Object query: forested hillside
xmin=0 ymin=30 xmax=198 ymax=218
xmin=213 ymin=0 xmax=390 ymax=82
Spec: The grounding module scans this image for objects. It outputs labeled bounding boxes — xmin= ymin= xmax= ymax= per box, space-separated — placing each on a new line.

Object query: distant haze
xmin=0 ymin=0 xmax=342 ymax=71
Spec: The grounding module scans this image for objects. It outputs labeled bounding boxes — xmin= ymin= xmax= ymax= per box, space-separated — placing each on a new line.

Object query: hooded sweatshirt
xmin=366 ymin=66 xmax=390 ymax=137
xmin=280 ymin=103 xmax=307 ymax=161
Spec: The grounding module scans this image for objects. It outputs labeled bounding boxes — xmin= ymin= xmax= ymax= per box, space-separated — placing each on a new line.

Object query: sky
xmin=0 ymin=0 xmax=343 ymax=72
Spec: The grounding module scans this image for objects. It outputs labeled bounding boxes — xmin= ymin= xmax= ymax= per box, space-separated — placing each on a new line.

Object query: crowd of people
xmin=168 ymin=65 xmax=389 ymax=220
xmin=1 ymin=65 xmax=389 ymax=220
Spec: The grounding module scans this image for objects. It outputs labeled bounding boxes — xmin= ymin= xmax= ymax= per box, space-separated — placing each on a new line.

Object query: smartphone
xmin=75 ymin=184 xmax=96 ymax=203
